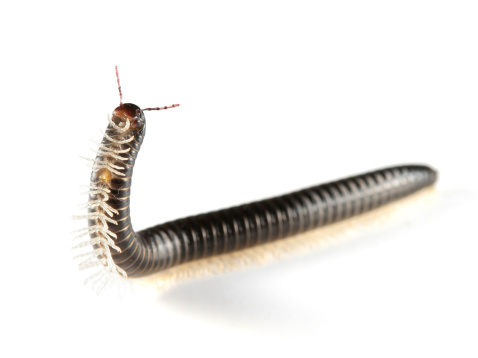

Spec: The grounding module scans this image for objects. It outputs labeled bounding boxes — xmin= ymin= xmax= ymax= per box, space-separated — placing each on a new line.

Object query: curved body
xmin=87 ymin=103 xmax=437 ymax=278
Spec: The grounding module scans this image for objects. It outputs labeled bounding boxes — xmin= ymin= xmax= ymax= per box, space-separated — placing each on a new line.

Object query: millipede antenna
xmin=115 ymin=65 xmax=123 ymax=105
xmin=140 ymin=104 xmax=180 ymax=112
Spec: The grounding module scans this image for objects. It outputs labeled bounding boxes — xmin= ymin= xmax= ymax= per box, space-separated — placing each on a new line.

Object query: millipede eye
xmin=131 ymin=118 xmax=144 ymax=130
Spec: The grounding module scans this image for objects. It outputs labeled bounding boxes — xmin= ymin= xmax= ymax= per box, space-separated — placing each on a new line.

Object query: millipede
xmin=74 ymin=67 xmax=438 ymax=280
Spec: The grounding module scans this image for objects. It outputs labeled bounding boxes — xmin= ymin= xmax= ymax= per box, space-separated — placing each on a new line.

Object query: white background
xmin=1 ymin=1 xmax=477 ymax=357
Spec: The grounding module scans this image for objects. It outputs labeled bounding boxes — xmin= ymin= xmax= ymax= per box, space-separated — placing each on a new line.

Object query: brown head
xmin=112 ymin=103 xmax=145 ymax=131
xmin=112 ymin=66 xmax=180 ymax=132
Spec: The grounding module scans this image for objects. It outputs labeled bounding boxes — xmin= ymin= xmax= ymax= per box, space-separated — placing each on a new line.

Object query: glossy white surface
xmin=1 ymin=1 xmax=477 ymax=357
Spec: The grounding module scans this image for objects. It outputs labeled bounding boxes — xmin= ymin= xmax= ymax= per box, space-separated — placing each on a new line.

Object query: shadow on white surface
xmin=126 ymin=188 xmax=474 ymax=335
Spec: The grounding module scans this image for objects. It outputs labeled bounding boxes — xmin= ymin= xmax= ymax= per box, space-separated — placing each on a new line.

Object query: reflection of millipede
xmin=76 ymin=67 xmax=437 ymax=279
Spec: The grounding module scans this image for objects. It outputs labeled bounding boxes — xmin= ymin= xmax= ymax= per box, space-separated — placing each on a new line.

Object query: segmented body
xmin=84 ymin=103 xmax=437 ymax=278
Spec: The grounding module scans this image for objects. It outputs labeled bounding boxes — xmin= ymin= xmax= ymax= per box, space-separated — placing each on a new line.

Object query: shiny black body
xmin=89 ymin=104 xmax=437 ymax=278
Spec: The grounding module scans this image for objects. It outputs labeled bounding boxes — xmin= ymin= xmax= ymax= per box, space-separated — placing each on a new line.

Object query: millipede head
xmin=113 ymin=67 xmax=180 ymax=132
xmin=113 ymin=103 xmax=146 ymax=131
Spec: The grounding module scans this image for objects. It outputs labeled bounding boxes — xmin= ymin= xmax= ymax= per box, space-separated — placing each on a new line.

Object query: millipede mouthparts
xmin=75 ymin=67 xmax=438 ymax=279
